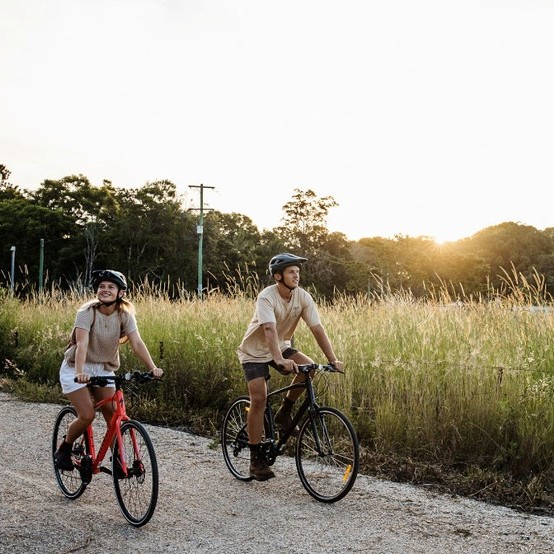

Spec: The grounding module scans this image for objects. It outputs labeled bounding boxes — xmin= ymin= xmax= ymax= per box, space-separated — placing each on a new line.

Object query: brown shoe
xmin=249 ymin=445 xmax=275 ymax=481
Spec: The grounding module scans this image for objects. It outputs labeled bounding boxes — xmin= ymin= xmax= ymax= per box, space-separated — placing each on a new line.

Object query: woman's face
xmin=96 ymin=280 xmax=122 ymax=303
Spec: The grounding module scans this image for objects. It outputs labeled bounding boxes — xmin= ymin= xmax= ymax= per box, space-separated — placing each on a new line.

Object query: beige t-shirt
xmin=237 ymin=285 xmax=321 ymax=364
xmin=64 ymin=303 xmax=138 ymax=371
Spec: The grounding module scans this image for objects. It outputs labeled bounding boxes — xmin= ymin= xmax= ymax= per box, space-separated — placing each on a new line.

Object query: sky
xmin=1 ymin=0 xmax=553 ymax=244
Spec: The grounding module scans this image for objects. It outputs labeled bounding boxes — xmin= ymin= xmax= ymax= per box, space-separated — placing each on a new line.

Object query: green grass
xmin=1 ymin=282 xmax=553 ymax=514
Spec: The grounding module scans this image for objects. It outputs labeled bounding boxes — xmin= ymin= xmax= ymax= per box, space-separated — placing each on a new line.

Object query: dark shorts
xmin=242 ymin=347 xmax=299 ymax=382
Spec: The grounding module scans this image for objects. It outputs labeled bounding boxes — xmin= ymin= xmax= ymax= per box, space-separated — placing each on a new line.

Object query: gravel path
xmin=0 ymin=392 xmax=553 ymax=554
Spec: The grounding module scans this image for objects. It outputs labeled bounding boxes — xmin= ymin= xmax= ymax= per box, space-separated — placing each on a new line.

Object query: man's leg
xmin=274 ymin=351 xmax=314 ymax=436
xmin=247 ymin=376 xmax=275 ymax=481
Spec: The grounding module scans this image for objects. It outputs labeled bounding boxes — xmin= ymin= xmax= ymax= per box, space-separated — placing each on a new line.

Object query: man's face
xmin=278 ymin=265 xmax=300 ymax=289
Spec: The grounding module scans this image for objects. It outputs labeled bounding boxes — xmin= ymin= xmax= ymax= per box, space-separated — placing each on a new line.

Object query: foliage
xmin=1 ymin=165 xmax=554 ymax=300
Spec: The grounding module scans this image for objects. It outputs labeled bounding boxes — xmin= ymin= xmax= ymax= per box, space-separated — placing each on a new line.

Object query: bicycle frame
xmin=265 ymin=367 xmax=321 ymax=455
xmin=84 ymin=384 xmax=131 ymax=477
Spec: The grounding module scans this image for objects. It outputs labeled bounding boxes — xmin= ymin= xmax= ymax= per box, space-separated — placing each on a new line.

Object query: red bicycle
xmin=52 ymin=371 xmax=159 ymax=527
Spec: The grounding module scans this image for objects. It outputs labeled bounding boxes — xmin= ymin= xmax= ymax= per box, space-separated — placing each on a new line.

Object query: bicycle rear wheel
xmin=52 ymin=406 xmax=88 ymax=499
xmin=296 ymin=406 xmax=359 ymax=503
xmin=112 ymin=420 xmax=159 ymax=527
xmin=221 ymin=396 xmax=252 ymax=481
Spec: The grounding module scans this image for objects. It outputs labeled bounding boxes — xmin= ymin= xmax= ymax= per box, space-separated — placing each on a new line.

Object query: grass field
xmin=1 ymin=280 xmax=553 ymax=514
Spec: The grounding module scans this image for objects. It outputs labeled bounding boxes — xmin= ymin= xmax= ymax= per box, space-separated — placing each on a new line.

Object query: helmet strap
xmin=276 ymin=274 xmax=296 ymax=292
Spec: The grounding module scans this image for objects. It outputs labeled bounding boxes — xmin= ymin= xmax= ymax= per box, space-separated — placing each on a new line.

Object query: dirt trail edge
xmin=0 ymin=392 xmax=552 ymax=554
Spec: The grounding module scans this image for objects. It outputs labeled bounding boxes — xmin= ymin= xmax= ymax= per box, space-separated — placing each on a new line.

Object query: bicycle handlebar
xmin=297 ymin=363 xmax=344 ymax=374
xmin=73 ymin=371 xmax=159 ymax=386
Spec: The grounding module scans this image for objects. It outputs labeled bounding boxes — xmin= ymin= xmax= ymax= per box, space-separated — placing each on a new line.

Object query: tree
xmin=0 ymin=164 xmax=25 ymax=201
xmin=108 ymin=180 xmax=196 ymax=290
xmin=32 ymin=176 xmax=121 ymax=285
xmin=460 ymin=222 xmax=553 ymax=292
xmin=202 ymin=211 xmax=263 ymax=292
xmin=276 ymin=188 xmax=338 ymax=254
xmin=273 ymin=188 xmax=354 ymax=296
xmin=0 ymin=198 xmax=71 ymax=290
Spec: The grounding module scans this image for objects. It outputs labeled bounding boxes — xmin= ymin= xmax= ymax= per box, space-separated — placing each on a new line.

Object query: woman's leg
xmin=64 ymin=387 xmax=96 ymax=443
xmin=91 ymin=385 xmax=116 ymax=427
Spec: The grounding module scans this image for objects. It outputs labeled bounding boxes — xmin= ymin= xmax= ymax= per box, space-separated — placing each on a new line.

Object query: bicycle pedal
xmin=79 ymin=455 xmax=93 ymax=485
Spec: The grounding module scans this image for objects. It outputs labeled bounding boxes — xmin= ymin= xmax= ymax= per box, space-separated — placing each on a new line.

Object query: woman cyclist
xmin=54 ymin=269 xmax=163 ymax=471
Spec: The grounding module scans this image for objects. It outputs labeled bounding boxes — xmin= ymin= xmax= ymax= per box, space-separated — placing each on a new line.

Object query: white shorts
xmin=59 ymin=359 xmax=116 ymax=394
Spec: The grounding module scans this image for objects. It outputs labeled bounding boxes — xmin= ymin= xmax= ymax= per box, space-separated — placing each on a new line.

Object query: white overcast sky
xmin=1 ymin=0 xmax=553 ymax=242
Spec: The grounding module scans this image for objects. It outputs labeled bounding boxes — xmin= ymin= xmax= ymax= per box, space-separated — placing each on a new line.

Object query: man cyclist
xmin=237 ymin=253 xmax=343 ymax=481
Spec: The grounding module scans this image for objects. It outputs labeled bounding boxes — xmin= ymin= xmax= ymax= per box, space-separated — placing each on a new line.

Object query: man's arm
xmin=310 ymin=324 xmax=343 ymax=370
xmin=262 ymin=322 xmax=297 ymax=373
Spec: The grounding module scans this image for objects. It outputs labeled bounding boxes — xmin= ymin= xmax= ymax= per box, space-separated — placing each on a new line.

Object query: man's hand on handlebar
xmin=150 ymin=367 xmax=164 ymax=379
xmin=276 ymin=358 xmax=299 ymax=375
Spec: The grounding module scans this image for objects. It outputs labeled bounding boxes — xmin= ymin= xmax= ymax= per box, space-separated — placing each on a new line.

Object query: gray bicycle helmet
xmin=91 ymin=269 xmax=128 ymax=291
xmin=268 ymin=253 xmax=308 ymax=276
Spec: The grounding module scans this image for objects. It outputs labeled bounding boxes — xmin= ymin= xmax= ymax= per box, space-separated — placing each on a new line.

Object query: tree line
xmin=1 ymin=165 xmax=554 ymax=301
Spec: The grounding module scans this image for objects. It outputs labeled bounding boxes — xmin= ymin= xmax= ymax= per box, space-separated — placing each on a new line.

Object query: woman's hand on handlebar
xmin=74 ymin=372 xmax=91 ymax=384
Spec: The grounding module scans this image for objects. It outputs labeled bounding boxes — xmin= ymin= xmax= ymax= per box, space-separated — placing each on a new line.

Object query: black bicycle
xmin=221 ymin=363 xmax=359 ymax=503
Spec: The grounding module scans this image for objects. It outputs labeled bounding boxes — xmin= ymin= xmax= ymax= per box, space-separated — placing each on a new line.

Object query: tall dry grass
xmin=1 ymin=267 xmax=554 ymax=509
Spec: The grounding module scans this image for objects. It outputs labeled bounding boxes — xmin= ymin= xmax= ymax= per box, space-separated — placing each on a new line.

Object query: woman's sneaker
xmin=54 ymin=442 xmax=74 ymax=471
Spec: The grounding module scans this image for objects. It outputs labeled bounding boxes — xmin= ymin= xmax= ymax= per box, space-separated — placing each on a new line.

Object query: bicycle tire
xmin=221 ymin=396 xmax=253 ymax=481
xmin=52 ymin=406 xmax=88 ymax=499
xmin=112 ymin=420 xmax=159 ymax=527
xmin=296 ymin=406 xmax=359 ymax=503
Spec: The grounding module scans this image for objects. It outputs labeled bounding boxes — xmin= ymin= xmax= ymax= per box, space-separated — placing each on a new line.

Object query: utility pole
xmin=189 ymin=184 xmax=214 ymax=299
xmin=39 ymin=238 xmax=44 ymax=294
xmin=10 ymin=245 xmax=16 ymax=295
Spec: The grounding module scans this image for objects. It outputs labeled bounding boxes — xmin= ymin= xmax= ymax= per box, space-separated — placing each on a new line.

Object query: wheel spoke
xmin=52 ymin=407 xmax=88 ymax=499
xmin=221 ymin=397 xmax=252 ymax=481
xmin=113 ymin=421 xmax=158 ymax=527
xmin=296 ymin=407 xmax=359 ymax=502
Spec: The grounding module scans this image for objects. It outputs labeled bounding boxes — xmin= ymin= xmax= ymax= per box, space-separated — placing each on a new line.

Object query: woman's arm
xmin=73 ymin=328 xmax=90 ymax=383
xmin=127 ymin=330 xmax=164 ymax=378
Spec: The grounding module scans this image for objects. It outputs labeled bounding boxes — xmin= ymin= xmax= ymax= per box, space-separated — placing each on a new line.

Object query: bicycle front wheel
xmin=52 ymin=406 xmax=88 ymax=499
xmin=296 ymin=406 xmax=359 ymax=503
xmin=112 ymin=420 xmax=159 ymax=527
xmin=221 ymin=396 xmax=252 ymax=481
